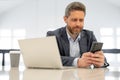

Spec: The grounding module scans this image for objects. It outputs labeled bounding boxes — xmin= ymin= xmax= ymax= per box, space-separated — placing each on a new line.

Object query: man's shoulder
xmin=82 ymin=29 xmax=93 ymax=33
xmin=82 ymin=29 xmax=93 ymax=35
xmin=47 ymin=27 xmax=66 ymax=36
xmin=51 ymin=27 xmax=65 ymax=32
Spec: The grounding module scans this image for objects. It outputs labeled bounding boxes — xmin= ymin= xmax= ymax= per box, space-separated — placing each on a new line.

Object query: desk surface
xmin=0 ymin=66 xmax=120 ymax=80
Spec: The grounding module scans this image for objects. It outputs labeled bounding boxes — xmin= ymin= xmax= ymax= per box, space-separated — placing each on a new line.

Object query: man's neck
xmin=67 ymin=29 xmax=78 ymax=41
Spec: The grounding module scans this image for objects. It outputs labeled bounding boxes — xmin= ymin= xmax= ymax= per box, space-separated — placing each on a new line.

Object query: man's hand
xmin=91 ymin=51 xmax=105 ymax=68
xmin=77 ymin=52 xmax=93 ymax=68
xmin=77 ymin=51 xmax=105 ymax=68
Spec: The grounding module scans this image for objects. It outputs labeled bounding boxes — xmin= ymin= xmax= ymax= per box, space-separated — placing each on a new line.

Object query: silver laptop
xmin=18 ymin=36 xmax=71 ymax=69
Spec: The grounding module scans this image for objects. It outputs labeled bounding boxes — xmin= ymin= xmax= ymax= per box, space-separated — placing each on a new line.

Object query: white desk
xmin=22 ymin=68 xmax=108 ymax=80
xmin=1 ymin=66 xmax=120 ymax=80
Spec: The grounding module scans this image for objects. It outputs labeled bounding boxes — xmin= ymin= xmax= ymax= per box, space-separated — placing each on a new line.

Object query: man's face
xmin=64 ymin=11 xmax=85 ymax=35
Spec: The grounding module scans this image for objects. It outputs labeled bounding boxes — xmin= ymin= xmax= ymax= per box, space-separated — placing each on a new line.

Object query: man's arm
xmin=78 ymin=30 xmax=109 ymax=68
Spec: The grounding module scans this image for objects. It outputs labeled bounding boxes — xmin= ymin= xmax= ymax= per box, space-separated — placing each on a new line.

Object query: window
xmin=100 ymin=28 xmax=114 ymax=49
xmin=100 ymin=27 xmax=120 ymax=49
xmin=0 ymin=29 xmax=26 ymax=49
xmin=101 ymin=27 xmax=120 ymax=67
xmin=116 ymin=28 xmax=120 ymax=48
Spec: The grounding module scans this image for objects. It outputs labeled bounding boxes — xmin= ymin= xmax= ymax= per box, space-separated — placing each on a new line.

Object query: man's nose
xmin=76 ymin=21 xmax=81 ymax=26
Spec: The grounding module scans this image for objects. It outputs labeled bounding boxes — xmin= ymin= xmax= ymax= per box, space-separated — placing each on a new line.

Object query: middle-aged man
xmin=47 ymin=1 xmax=109 ymax=68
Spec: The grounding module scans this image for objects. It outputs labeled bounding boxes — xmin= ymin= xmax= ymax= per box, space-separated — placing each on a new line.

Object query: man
xmin=47 ymin=2 xmax=109 ymax=68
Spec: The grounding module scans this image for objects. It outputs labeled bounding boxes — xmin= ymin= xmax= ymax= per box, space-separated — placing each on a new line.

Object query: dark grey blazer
xmin=47 ymin=27 xmax=109 ymax=67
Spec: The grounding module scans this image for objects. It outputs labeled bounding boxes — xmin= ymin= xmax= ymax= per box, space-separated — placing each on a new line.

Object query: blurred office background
xmin=0 ymin=0 xmax=120 ymax=69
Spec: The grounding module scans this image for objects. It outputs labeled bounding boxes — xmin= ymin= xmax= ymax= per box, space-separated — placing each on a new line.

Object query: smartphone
xmin=90 ymin=42 xmax=103 ymax=53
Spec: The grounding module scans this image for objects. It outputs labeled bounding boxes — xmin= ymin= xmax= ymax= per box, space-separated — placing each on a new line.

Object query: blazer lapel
xmin=79 ymin=31 xmax=88 ymax=55
xmin=60 ymin=27 xmax=70 ymax=56
xmin=60 ymin=28 xmax=88 ymax=56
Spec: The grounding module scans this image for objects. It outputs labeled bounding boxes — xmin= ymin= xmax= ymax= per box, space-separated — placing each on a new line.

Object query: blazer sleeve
xmin=87 ymin=31 xmax=109 ymax=67
xmin=88 ymin=31 xmax=109 ymax=67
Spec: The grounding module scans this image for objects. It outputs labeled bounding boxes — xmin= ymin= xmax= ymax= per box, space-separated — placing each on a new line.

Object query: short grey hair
xmin=65 ymin=2 xmax=86 ymax=17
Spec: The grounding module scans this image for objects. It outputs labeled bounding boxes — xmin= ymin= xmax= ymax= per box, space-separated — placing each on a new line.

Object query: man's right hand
xmin=77 ymin=52 xmax=93 ymax=68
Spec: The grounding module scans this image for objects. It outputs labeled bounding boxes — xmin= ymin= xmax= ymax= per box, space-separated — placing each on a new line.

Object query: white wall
xmin=0 ymin=0 xmax=120 ymax=40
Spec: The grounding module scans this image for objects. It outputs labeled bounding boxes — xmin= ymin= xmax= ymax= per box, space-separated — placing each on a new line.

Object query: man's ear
xmin=63 ymin=16 xmax=68 ymax=23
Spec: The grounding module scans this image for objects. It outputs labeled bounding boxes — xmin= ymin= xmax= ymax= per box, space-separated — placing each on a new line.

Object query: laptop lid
xmin=18 ymin=36 xmax=63 ymax=69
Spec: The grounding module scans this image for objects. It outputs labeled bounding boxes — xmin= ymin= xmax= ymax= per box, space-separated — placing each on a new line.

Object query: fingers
xmin=78 ymin=51 xmax=105 ymax=68
xmin=92 ymin=59 xmax=104 ymax=68
xmin=91 ymin=51 xmax=105 ymax=67
xmin=77 ymin=52 xmax=93 ymax=68
xmin=95 ymin=51 xmax=104 ymax=55
xmin=77 ymin=58 xmax=92 ymax=68
xmin=82 ymin=52 xmax=93 ymax=58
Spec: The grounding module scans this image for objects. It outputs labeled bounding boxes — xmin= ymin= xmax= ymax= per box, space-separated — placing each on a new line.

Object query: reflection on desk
xmin=4 ymin=66 xmax=120 ymax=80
xmin=22 ymin=68 xmax=108 ymax=80
xmin=63 ymin=68 xmax=108 ymax=80
xmin=9 ymin=68 xmax=19 ymax=80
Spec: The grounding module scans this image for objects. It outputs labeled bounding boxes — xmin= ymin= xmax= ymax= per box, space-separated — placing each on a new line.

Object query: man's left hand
xmin=91 ymin=51 xmax=105 ymax=68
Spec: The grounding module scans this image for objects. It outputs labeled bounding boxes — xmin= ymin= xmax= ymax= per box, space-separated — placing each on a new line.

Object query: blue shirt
xmin=66 ymin=28 xmax=81 ymax=67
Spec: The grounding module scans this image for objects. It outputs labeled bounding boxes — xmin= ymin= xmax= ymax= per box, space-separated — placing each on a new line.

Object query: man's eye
xmin=79 ymin=19 xmax=84 ymax=22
